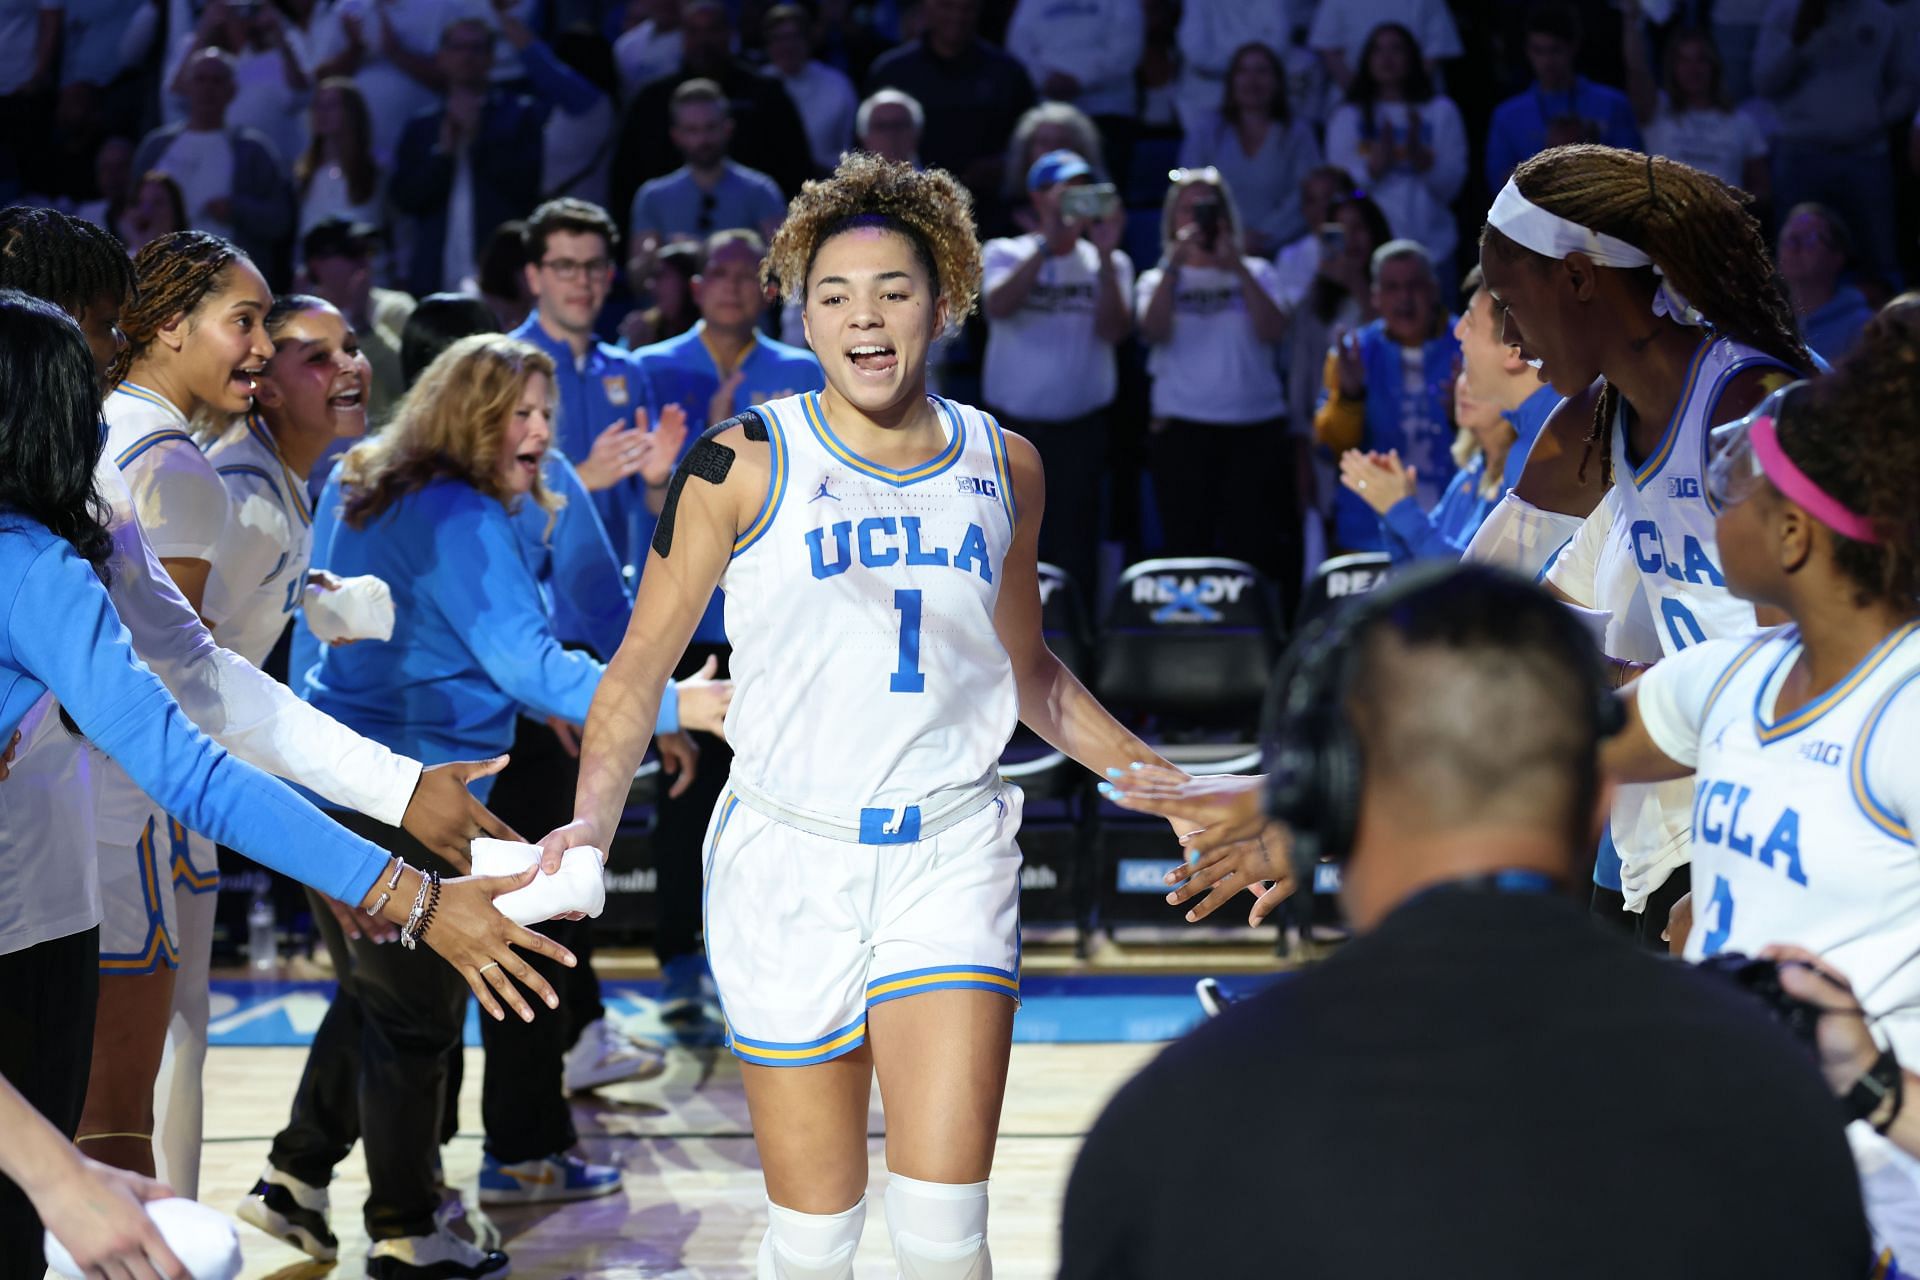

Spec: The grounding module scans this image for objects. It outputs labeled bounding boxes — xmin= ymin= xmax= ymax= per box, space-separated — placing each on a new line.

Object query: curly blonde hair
xmin=340 ymin=334 xmax=561 ymax=530
xmin=763 ymin=152 xmax=981 ymax=337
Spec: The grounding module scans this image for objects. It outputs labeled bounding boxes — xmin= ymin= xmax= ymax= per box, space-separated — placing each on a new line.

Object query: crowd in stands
xmin=4 ymin=0 xmax=1916 ymax=615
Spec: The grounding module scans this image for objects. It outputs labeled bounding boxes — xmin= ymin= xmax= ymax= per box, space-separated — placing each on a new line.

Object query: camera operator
xmin=1064 ymin=565 xmax=1871 ymax=1278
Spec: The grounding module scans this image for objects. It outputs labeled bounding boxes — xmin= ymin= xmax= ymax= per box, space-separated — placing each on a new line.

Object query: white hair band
xmin=1485 ymin=177 xmax=1701 ymax=326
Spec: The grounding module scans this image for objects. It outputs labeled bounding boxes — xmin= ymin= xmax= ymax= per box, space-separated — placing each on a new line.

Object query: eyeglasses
xmin=541 ymin=257 xmax=612 ymax=281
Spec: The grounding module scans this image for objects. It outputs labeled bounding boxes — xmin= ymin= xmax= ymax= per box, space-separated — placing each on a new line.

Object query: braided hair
xmin=1776 ymin=296 xmax=1920 ymax=607
xmin=110 ymin=230 xmax=248 ymax=389
xmin=0 ymin=205 xmax=135 ymax=319
xmin=1482 ymin=145 xmax=1816 ymax=483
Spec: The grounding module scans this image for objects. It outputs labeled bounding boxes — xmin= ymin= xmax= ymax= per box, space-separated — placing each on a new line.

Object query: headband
xmin=1486 ymin=178 xmax=1701 ymax=327
xmin=1749 ymin=415 xmax=1880 ymax=544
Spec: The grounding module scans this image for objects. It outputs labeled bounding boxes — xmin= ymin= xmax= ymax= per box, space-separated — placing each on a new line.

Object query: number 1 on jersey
xmin=891 ymin=589 xmax=925 ymax=693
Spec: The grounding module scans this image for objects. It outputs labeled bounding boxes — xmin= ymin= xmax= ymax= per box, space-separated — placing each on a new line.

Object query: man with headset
xmin=1058 ymin=564 xmax=1869 ymax=1278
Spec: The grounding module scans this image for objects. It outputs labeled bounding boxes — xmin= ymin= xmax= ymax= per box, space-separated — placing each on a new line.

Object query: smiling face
xmin=260 ymin=303 xmax=370 ymax=445
xmin=527 ymin=227 xmax=615 ymax=338
xmin=803 ymin=226 xmax=945 ymax=420
xmin=497 ymin=369 xmax=554 ymax=496
xmin=1453 ymin=287 xmax=1527 ymax=407
xmin=163 ymin=258 xmax=276 ymax=415
xmin=1479 ymin=235 xmax=1595 ymax=397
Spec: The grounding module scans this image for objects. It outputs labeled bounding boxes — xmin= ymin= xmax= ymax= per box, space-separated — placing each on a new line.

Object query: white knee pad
xmin=883 ymin=1175 xmax=991 ymax=1280
xmin=757 ymin=1195 xmax=866 ymax=1280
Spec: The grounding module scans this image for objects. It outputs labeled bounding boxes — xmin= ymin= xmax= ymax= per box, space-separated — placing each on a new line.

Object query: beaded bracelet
xmin=414 ymin=874 xmax=443 ymax=943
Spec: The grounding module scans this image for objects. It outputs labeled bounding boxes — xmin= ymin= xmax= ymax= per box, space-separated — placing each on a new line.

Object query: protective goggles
xmin=1705 ymin=381 xmax=1880 ymax=543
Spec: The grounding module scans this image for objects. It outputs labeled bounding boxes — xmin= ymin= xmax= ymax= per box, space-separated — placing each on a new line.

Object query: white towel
xmin=470 ymin=838 xmax=607 ymax=925
xmin=45 ymin=1197 xmax=241 ymax=1280
xmin=303 ymin=574 xmax=396 ymax=644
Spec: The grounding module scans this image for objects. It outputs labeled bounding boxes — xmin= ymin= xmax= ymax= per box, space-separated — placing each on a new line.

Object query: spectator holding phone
xmin=1136 ymin=169 xmax=1299 ymax=588
xmin=982 ymin=148 xmax=1131 ymax=592
xmin=1285 ymin=193 xmax=1390 ymax=481
xmin=1274 ymin=163 xmax=1357 ymax=309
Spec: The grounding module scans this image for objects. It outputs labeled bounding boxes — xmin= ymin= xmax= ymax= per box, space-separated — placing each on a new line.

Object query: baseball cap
xmin=302 ymin=217 xmax=380 ymax=265
xmin=1027 ymin=149 xmax=1092 ymax=193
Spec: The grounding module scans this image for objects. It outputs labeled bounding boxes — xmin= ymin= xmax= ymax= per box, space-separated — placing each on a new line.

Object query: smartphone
xmin=1192 ymin=199 xmax=1222 ymax=249
xmin=1318 ymin=222 xmax=1347 ymax=260
xmin=1059 ymin=182 xmax=1118 ymax=223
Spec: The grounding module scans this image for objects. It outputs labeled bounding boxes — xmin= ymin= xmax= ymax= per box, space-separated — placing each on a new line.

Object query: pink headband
xmin=1749 ymin=416 xmax=1880 ymax=544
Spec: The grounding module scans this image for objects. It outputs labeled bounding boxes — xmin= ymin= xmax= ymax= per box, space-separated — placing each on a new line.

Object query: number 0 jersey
xmin=718 ymin=393 xmax=1020 ymax=818
xmin=1610 ymin=336 xmax=1797 ymax=656
xmin=1638 ymin=624 xmax=1920 ymax=1052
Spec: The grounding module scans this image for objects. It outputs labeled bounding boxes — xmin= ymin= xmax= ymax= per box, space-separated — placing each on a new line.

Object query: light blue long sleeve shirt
xmin=0 ymin=518 xmax=388 ymax=904
xmin=1377 ymin=456 xmax=1500 ymax=566
xmin=516 ymin=452 xmax=634 ymax=661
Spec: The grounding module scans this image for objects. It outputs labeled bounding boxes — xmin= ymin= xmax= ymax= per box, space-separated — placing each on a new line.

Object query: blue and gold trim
xmin=1702 ymin=633 xmax=1773 ymax=725
xmin=1755 ymin=622 xmax=1920 ymax=745
xmin=114 ymin=427 xmax=197 ymax=470
xmin=728 ymin=1014 xmax=869 ymax=1067
xmin=1851 ymin=667 xmax=1920 ymax=844
xmin=731 ymin=410 xmax=788 ymax=557
xmin=100 ymin=818 xmax=180 ymax=974
xmin=244 ymin=413 xmax=312 ymax=526
xmin=169 ymin=820 xmax=220 ymax=894
xmin=111 ymin=380 xmax=186 ymax=419
xmin=216 ymin=463 xmax=283 ymax=502
xmin=802 ymin=391 xmax=964 ymax=487
xmin=1631 ymin=338 xmax=1713 ymax=488
xmin=865 ymin=963 xmax=1020 ymax=1009
xmin=978 ymin=406 xmax=1019 ymax=537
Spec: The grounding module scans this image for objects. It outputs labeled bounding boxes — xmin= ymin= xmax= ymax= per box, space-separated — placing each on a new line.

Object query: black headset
xmin=1261 ymin=565 xmax=1628 ymax=888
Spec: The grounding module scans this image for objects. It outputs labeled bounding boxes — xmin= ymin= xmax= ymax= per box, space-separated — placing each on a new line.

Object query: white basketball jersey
xmin=1678 ymin=624 xmax=1920 ymax=1054
xmin=202 ymin=414 xmax=315 ymax=666
xmin=1609 ymin=337 xmax=1796 ymax=655
xmin=719 ymin=392 xmax=1019 ymax=817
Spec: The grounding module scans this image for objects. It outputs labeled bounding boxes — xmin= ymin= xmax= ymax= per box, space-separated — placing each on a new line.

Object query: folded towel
xmin=304 ymin=574 xmax=396 ymax=643
xmin=46 ymin=1197 xmax=242 ymax=1280
xmin=471 ymin=838 xmax=607 ymax=925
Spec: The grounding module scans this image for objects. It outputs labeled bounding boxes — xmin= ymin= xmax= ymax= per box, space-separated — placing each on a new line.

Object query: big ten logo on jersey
xmin=806 ymin=515 xmax=995 ymax=583
xmin=1631 ymin=520 xmax=1724 ymax=586
xmin=1798 ymin=740 xmax=1845 ymax=767
xmin=956 ymin=475 xmax=999 ymax=499
xmin=1133 ymin=569 xmax=1252 ymax=624
xmin=1693 ymin=778 xmax=1807 ymax=886
xmin=1667 ymin=476 xmax=1702 ymax=500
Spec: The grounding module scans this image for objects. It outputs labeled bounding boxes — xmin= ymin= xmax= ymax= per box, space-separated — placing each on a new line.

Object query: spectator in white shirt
xmin=1135 ymin=168 xmax=1302 ymax=586
xmin=855 ymin=87 xmax=922 ymax=166
xmin=1622 ymin=13 xmax=1769 ymax=197
xmin=1274 ymin=162 xmax=1358 ymax=310
xmin=1172 ymin=0 xmax=1288 ymax=134
xmin=163 ymin=0 xmax=312 ymax=169
xmin=1001 ymin=101 xmax=1105 ymax=235
xmin=981 ymin=148 xmax=1132 ymax=591
xmin=1325 ymin=23 xmax=1466 ymax=288
xmin=762 ymin=4 xmax=857 ymax=175
xmin=1177 ymin=42 xmax=1323 ymax=256
xmin=1005 ymin=0 xmax=1145 ymax=124
xmin=1306 ymin=0 xmax=1462 ymax=92
xmin=294 ymin=76 xmax=382 ymax=237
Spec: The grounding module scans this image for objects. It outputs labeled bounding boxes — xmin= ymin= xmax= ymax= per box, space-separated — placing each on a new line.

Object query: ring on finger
xmin=479 ymin=961 xmax=501 ymax=974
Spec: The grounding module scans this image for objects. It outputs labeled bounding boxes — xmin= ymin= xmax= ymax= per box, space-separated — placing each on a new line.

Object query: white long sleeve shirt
xmin=1007 ymin=0 xmax=1146 ymax=119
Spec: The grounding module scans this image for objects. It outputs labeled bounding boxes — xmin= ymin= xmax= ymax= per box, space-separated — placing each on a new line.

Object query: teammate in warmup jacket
xmin=1606 ymin=302 xmax=1920 ymax=1268
xmin=539 ymin=153 xmax=1192 ymax=1279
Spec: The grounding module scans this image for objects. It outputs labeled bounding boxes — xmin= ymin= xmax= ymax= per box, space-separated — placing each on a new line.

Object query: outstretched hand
xmin=1161 ymin=822 xmax=1297 ymax=925
xmin=401 ymin=756 xmax=525 ymax=871
xmin=427 ymin=867 xmax=577 ymax=1021
xmin=1098 ymin=764 xmax=1268 ymax=854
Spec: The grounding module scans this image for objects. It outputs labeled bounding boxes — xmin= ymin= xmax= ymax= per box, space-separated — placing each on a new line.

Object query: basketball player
xmin=147 ymin=294 xmax=378 ymax=1200
xmin=540 ymin=153 xmax=1187 ymax=1278
xmin=1602 ymin=301 xmax=1920 ymax=1266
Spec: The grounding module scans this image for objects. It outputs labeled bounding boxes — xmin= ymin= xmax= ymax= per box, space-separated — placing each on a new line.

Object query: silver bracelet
xmin=384 ymin=856 xmax=406 ymax=891
xmin=364 ymin=891 xmax=391 ymax=918
xmin=399 ymin=871 xmax=432 ymax=950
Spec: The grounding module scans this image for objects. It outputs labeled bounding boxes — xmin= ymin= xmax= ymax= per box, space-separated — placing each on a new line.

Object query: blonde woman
xmin=1338 ymin=369 xmax=1516 ymax=564
xmin=269 ymin=334 xmax=725 ymax=1275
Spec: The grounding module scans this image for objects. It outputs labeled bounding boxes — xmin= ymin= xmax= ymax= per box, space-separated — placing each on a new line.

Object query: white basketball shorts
xmin=702 ymin=784 xmax=1024 ymax=1068
xmin=99 ymin=814 xmax=185 ymax=974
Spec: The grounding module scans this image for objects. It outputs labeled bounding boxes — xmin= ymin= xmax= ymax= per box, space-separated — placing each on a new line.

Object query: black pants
xmin=654 ymin=642 xmax=730 ymax=965
xmin=990 ymin=408 xmax=1109 ymax=597
xmin=1591 ymin=867 xmax=1693 ymax=952
xmin=1147 ymin=417 xmax=1300 ymax=601
xmin=269 ymin=813 xmax=470 ymax=1240
xmin=0 ymin=927 xmax=98 ymax=1275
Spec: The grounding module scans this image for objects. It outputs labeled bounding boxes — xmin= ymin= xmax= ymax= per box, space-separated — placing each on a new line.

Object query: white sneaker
xmin=365 ymin=1225 xmax=509 ymax=1279
xmin=236 ymin=1166 xmax=337 ymax=1262
xmin=563 ymin=1016 xmax=666 ymax=1092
